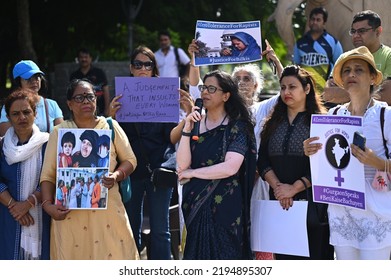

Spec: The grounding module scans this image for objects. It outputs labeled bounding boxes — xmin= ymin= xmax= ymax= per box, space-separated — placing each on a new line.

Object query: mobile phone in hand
xmin=353 ymin=131 xmax=366 ymax=151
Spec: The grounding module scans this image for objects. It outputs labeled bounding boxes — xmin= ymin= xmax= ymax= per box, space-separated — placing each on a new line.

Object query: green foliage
xmin=0 ymin=0 xmax=310 ymax=95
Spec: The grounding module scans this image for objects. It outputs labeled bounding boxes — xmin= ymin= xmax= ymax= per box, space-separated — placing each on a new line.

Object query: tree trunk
xmin=16 ymin=0 xmax=37 ymax=61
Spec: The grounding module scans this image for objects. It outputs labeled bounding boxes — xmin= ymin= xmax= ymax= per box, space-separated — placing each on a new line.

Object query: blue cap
xmin=13 ymin=60 xmax=44 ymax=79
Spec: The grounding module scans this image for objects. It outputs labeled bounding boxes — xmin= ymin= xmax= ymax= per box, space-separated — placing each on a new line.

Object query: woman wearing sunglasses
xmin=109 ymin=46 xmax=180 ymax=260
xmin=40 ymin=78 xmax=139 ymax=259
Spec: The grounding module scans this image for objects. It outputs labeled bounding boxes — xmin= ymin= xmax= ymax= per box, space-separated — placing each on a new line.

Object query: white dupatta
xmin=3 ymin=124 xmax=49 ymax=259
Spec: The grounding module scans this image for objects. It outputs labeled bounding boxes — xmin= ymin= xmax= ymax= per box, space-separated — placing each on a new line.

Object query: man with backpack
xmin=154 ymin=30 xmax=191 ymax=78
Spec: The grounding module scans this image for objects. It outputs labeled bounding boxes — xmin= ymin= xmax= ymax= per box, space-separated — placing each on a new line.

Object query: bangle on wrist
xmin=181 ymin=130 xmax=192 ymax=137
xmin=299 ymin=178 xmax=308 ymax=189
xmin=117 ymin=167 xmax=127 ymax=181
xmin=41 ymin=199 xmax=52 ymax=208
xmin=189 ymin=62 xmax=197 ymax=67
xmin=7 ymin=197 xmax=14 ymax=207
xmin=31 ymin=194 xmax=38 ymax=207
xmin=26 ymin=198 xmax=34 ymax=208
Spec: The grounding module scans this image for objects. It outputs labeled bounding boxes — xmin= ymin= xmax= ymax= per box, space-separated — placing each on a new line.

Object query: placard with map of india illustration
xmin=114 ymin=77 xmax=180 ymax=123
xmin=309 ymin=114 xmax=366 ymax=210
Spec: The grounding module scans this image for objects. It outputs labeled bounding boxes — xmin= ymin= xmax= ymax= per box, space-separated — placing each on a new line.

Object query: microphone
xmin=191 ymin=98 xmax=203 ymax=141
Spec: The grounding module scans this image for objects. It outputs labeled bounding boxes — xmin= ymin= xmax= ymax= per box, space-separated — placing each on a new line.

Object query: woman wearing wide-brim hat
xmin=304 ymin=46 xmax=391 ymax=260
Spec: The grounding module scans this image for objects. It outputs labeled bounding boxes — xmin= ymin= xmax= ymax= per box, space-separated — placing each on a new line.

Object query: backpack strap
xmin=174 ymin=47 xmax=181 ymax=71
xmin=380 ymin=107 xmax=389 ymax=159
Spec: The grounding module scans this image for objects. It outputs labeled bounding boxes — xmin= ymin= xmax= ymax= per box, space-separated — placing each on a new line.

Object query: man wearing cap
xmin=0 ymin=60 xmax=63 ymax=136
xmin=323 ymin=10 xmax=391 ymax=105
xmin=70 ymin=48 xmax=110 ymax=117
xmin=72 ymin=130 xmax=99 ymax=168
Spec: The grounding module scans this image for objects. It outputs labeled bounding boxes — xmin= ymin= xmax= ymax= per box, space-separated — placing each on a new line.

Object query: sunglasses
xmin=72 ymin=93 xmax=96 ymax=103
xmin=132 ymin=60 xmax=155 ymax=71
xmin=198 ymin=84 xmax=223 ymax=94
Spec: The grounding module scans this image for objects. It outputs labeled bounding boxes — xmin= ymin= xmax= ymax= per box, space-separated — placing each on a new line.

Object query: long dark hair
xmin=203 ymin=70 xmax=254 ymax=133
xmin=130 ymin=45 xmax=159 ymax=77
xmin=261 ymin=65 xmax=326 ymax=142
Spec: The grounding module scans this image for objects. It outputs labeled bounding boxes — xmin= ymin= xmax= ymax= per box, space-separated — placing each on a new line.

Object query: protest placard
xmin=194 ymin=20 xmax=262 ymax=66
xmin=115 ymin=77 xmax=180 ymax=123
xmin=310 ymin=115 xmax=366 ymax=210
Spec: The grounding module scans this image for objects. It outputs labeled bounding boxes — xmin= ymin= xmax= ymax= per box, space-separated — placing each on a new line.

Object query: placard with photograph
xmin=56 ymin=128 xmax=111 ymax=209
xmin=194 ymin=20 xmax=262 ymax=66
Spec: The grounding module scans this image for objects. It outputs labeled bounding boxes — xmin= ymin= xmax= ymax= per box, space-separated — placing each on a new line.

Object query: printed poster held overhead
xmin=194 ymin=20 xmax=262 ymax=66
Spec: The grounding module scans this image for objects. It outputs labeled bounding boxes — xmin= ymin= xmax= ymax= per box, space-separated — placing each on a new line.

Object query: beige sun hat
xmin=332 ymin=46 xmax=383 ymax=88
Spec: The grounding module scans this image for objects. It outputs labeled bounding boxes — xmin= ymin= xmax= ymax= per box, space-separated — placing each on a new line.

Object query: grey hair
xmin=231 ymin=63 xmax=264 ymax=95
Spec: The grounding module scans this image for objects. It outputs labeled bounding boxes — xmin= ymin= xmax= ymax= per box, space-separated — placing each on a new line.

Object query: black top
xmin=70 ymin=66 xmax=108 ymax=116
xmin=119 ymin=122 xmax=176 ymax=180
xmin=257 ymin=112 xmax=311 ymax=200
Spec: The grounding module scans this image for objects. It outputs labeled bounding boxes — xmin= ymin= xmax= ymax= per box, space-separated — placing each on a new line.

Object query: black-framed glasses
xmin=132 ymin=60 xmax=155 ymax=70
xmin=72 ymin=93 xmax=96 ymax=103
xmin=198 ymin=84 xmax=223 ymax=94
xmin=349 ymin=27 xmax=374 ymax=36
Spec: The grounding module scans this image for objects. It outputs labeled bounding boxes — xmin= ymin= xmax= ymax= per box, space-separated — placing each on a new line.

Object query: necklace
xmin=205 ymin=114 xmax=228 ymax=131
xmin=347 ymin=97 xmax=373 ymax=116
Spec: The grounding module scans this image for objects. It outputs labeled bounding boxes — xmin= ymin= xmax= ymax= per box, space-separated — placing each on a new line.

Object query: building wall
xmin=51 ymin=61 xmax=130 ymax=119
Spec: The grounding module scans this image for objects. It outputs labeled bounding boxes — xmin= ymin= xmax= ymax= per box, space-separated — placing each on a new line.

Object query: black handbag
xmin=134 ymin=124 xmax=178 ymax=189
xmin=151 ymin=167 xmax=178 ymax=188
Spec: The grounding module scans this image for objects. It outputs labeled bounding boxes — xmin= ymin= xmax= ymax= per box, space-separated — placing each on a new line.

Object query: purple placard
xmin=313 ymin=185 xmax=365 ymax=210
xmin=311 ymin=115 xmax=362 ymax=126
xmin=114 ymin=77 xmax=180 ymax=123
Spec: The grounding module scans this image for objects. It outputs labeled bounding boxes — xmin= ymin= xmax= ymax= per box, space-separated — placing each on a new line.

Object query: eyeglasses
xmin=72 ymin=93 xmax=96 ymax=103
xmin=198 ymin=84 xmax=223 ymax=94
xmin=234 ymin=75 xmax=253 ymax=84
xmin=349 ymin=27 xmax=374 ymax=36
xmin=132 ymin=60 xmax=155 ymax=70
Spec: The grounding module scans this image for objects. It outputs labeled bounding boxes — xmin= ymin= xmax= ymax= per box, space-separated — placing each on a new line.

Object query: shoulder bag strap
xmin=133 ymin=123 xmax=152 ymax=173
xmin=106 ymin=117 xmax=115 ymax=141
xmin=380 ymin=107 xmax=389 ymax=159
xmin=332 ymin=105 xmax=340 ymax=115
xmin=43 ymin=98 xmax=50 ymax=133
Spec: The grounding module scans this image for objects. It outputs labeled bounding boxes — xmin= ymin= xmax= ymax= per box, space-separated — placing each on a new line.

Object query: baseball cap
xmin=13 ymin=60 xmax=45 ymax=79
xmin=332 ymin=46 xmax=382 ymax=88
